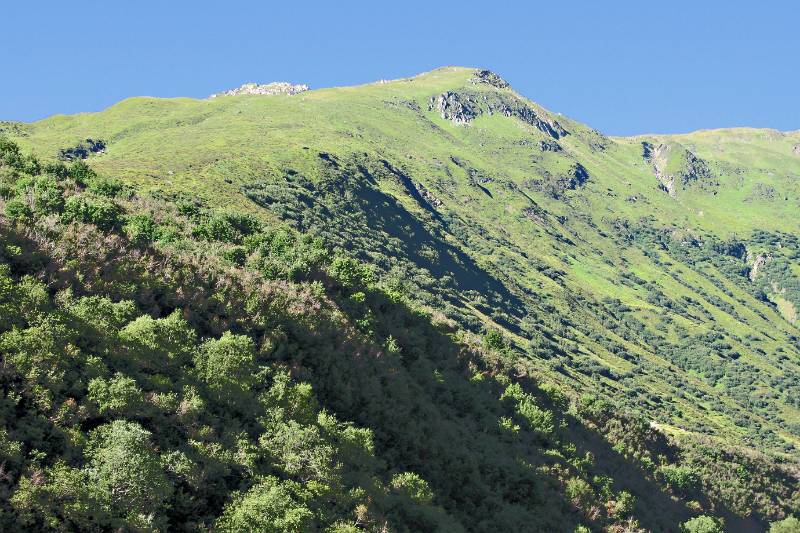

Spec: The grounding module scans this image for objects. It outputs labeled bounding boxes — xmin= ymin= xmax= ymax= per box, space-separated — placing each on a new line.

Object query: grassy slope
xmin=6 ymin=66 xmax=800 ymax=457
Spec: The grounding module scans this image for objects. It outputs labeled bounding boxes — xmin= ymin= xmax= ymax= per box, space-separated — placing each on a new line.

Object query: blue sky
xmin=3 ymin=1 xmax=798 ymax=135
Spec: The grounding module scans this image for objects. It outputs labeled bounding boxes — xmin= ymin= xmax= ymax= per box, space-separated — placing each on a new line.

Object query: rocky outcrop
xmin=539 ymin=140 xmax=563 ymax=152
xmin=211 ymin=82 xmax=308 ymax=98
xmin=793 ymin=143 xmax=800 ymax=155
xmin=642 ymin=141 xmax=714 ymax=197
xmin=747 ymin=251 xmax=773 ymax=281
xmin=745 ymin=182 xmax=777 ymax=203
xmin=525 ymin=162 xmax=590 ymax=199
xmin=58 ymin=138 xmax=106 ymax=161
xmin=431 ymin=92 xmax=479 ymax=125
xmin=428 ymin=90 xmax=568 ymax=139
xmin=470 ymin=69 xmax=510 ymax=89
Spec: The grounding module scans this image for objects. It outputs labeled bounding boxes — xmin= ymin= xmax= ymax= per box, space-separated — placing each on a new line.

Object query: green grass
xmin=5 ymin=65 xmax=800 ymax=458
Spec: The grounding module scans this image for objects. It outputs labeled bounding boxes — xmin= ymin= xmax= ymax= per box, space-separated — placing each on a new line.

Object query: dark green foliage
xmin=680 ymin=515 xmax=724 ymax=533
xmin=31 ymin=177 xmax=64 ymax=215
xmin=57 ymin=138 xmax=106 ymax=161
xmin=123 ymin=213 xmax=159 ymax=244
xmin=87 ymin=176 xmax=124 ymax=197
xmin=215 ymin=476 xmax=313 ymax=532
xmin=67 ymin=160 xmax=95 ymax=185
xmin=4 ymin=198 xmax=32 ymax=221
xmin=61 ymin=195 xmax=122 ymax=230
xmin=770 ymin=516 xmax=800 ymax=533
xmin=193 ymin=210 xmax=262 ymax=243
xmin=0 ymin=141 xmax=797 ymax=532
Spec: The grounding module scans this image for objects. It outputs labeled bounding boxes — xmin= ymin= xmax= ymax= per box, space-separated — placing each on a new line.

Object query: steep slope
xmin=1 ymin=67 xmax=799 ymax=531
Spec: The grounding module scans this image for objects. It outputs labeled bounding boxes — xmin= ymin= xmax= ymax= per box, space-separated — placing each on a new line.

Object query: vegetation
xmin=0 ymin=66 xmax=799 ymax=531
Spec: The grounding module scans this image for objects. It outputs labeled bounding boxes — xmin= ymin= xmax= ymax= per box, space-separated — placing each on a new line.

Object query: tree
xmin=216 ymin=476 xmax=313 ymax=533
xmin=770 ymin=516 xmax=800 ymax=533
xmin=680 ymin=515 xmax=723 ymax=533
xmin=85 ymin=420 xmax=172 ymax=526
xmin=390 ymin=472 xmax=434 ymax=505
xmin=87 ymin=373 xmax=145 ymax=416
xmin=195 ymin=332 xmax=258 ymax=407
xmin=119 ymin=310 xmax=196 ymax=372
xmin=10 ymin=462 xmax=110 ymax=530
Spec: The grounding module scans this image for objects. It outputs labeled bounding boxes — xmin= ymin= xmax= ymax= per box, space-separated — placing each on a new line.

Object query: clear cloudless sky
xmin=3 ymin=1 xmax=798 ymax=135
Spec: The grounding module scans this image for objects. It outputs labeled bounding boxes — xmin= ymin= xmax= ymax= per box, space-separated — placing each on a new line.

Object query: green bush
xmin=68 ymin=160 xmax=96 ymax=185
xmin=660 ymin=464 xmax=700 ymax=494
xmin=87 ymin=373 xmax=145 ymax=416
xmin=216 ymin=476 xmax=313 ymax=533
xmin=43 ymin=161 xmax=70 ymax=180
xmin=390 ymin=472 xmax=435 ymax=505
xmin=32 ymin=177 xmax=65 ymax=215
xmin=118 ymin=311 xmax=196 ymax=372
xmin=328 ymin=254 xmax=374 ymax=289
xmin=193 ymin=211 xmax=261 ymax=243
xmin=680 ymin=515 xmax=723 ymax=533
xmin=4 ymin=198 xmax=32 ymax=221
xmin=62 ymin=195 xmax=122 ymax=230
xmin=770 ymin=516 xmax=800 ymax=533
xmin=195 ymin=332 xmax=259 ymax=407
xmin=85 ymin=421 xmax=172 ymax=527
xmin=123 ymin=213 xmax=159 ymax=245
xmin=565 ymin=477 xmax=594 ymax=508
xmin=88 ymin=176 xmax=124 ymax=197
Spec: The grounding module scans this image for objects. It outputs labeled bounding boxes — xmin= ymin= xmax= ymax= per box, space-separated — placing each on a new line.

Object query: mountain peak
xmin=210 ymin=81 xmax=309 ymax=98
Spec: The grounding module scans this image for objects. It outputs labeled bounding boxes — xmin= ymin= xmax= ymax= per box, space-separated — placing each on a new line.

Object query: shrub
xmin=565 ymin=477 xmax=594 ymax=508
xmin=62 ymin=196 xmax=122 ymax=231
xmin=195 ymin=332 xmax=258 ymax=407
xmin=32 ymin=177 xmax=64 ymax=215
xmin=660 ymin=464 xmax=700 ymax=494
xmin=87 ymin=373 xmax=145 ymax=416
xmin=390 ymin=472 xmax=435 ymax=505
xmin=68 ymin=160 xmax=95 ymax=185
xmin=85 ymin=421 xmax=172 ymax=524
xmin=5 ymin=198 xmax=32 ymax=221
xmin=10 ymin=461 xmax=110 ymax=529
xmin=88 ymin=176 xmax=124 ymax=197
xmin=118 ymin=311 xmax=196 ymax=372
xmin=680 ymin=515 xmax=723 ymax=533
xmin=43 ymin=161 xmax=70 ymax=180
xmin=770 ymin=516 xmax=800 ymax=533
xmin=484 ymin=329 xmax=506 ymax=351
xmin=193 ymin=211 xmax=261 ymax=243
xmin=328 ymin=254 xmax=374 ymax=289
xmin=215 ymin=476 xmax=313 ymax=533
xmin=123 ymin=213 xmax=159 ymax=245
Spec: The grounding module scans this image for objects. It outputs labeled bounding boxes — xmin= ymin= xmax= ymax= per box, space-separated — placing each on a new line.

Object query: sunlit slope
xmin=6 ymin=66 xmax=800 ymax=455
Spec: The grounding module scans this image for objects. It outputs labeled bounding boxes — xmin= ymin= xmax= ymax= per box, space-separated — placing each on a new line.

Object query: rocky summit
xmin=210 ymin=81 xmax=309 ymax=97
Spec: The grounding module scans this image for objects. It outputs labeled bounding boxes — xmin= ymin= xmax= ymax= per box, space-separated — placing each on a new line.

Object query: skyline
xmin=3 ymin=1 xmax=799 ymax=135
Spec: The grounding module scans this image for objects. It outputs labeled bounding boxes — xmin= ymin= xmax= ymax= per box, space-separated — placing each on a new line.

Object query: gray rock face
xmin=431 ymin=91 xmax=479 ymax=125
xmin=524 ymin=162 xmax=590 ymax=199
xmin=642 ymin=141 xmax=714 ymax=197
xmin=58 ymin=138 xmax=107 ymax=161
xmin=793 ymin=143 xmax=800 ymax=155
xmin=747 ymin=251 xmax=773 ymax=281
xmin=471 ymin=69 xmax=510 ymax=89
xmin=211 ymin=82 xmax=309 ymax=98
xmin=428 ymin=90 xmax=568 ymax=139
xmin=539 ymin=140 xmax=563 ymax=152
xmin=745 ymin=182 xmax=777 ymax=203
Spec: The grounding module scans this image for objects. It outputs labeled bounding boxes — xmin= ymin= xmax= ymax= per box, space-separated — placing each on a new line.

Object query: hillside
xmin=1 ymin=67 xmax=799 ymax=531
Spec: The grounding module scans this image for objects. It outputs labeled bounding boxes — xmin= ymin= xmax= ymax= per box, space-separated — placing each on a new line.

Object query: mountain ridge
xmin=1 ymin=66 xmax=799 ymax=531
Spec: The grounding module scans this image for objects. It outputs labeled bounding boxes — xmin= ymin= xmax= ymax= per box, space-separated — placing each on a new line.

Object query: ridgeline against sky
xmin=3 ymin=1 xmax=799 ymax=135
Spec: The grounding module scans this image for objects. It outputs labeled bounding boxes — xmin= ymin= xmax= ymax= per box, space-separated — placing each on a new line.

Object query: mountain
xmin=0 ymin=66 xmax=798 ymax=531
